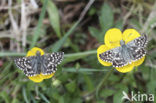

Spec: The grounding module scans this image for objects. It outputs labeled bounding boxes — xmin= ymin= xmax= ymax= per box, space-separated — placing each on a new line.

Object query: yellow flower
xmin=27 ymin=47 xmax=55 ymax=82
xmin=97 ymin=28 xmax=146 ymax=73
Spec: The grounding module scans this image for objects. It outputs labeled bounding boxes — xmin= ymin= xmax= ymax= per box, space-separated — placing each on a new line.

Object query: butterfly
xmin=14 ymin=51 xmax=64 ymax=76
xmin=99 ymin=35 xmax=148 ymax=68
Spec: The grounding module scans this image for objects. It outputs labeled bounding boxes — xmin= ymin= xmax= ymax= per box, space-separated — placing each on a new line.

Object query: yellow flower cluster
xmin=27 ymin=47 xmax=54 ymax=82
xmin=97 ymin=28 xmax=145 ymax=73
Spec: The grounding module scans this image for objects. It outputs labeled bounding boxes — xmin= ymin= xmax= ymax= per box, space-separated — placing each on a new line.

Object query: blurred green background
xmin=0 ymin=0 xmax=156 ymax=103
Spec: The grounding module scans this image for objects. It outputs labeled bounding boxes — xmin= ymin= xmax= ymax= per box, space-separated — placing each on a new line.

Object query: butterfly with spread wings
xmin=14 ymin=51 xmax=64 ymax=76
xmin=99 ymin=35 xmax=148 ymax=68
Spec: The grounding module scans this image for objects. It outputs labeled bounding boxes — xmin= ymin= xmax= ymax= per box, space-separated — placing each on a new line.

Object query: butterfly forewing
xmin=14 ymin=57 xmax=36 ymax=76
xmin=99 ymin=47 xmax=122 ymax=63
xmin=99 ymin=50 xmax=114 ymax=63
xmin=41 ymin=52 xmax=64 ymax=75
xmin=127 ymin=35 xmax=148 ymax=48
xmin=99 ymin=35 xmax=147 ymax=68
xmin=14 ymin=52 xmax=64 ymax=76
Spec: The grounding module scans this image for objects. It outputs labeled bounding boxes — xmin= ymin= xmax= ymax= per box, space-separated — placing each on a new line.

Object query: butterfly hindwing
xmin=99 ymin=47 xmax=127 ymax=67
xmin=41 ymin=52 xmax=64 ymax=75
xmin=99 ymin=35 xmax=147 ymax=67
xmin=14 ymin=52 xmax=64 ymax=76
xmin=99 ymin=50 xmax=114 ymax=63
xmin=99 ymin=47 xmax=122 ymax=63
xmin=129 ymin=46 xmax=146 ymax=61
xmin=112 ymin=52 xmax=128 ymax=67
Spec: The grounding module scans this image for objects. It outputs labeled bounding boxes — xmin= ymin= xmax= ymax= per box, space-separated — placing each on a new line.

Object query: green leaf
xmin=88 ymin=7 xmax=96 ymax=16
xmin=129 ymin=19 xmax=141 ymax=30
xmin=97 ymin=101 xmax=106 ymax=103
xmin=71 ymin=98 xmax=82 ymax=103
xmin=47 ymin=0 xmax=61 ymax=37
xmin=0 ymin=91 xmax=10 ymax=103
xmin=83 ymin=74 xmax=94 ymax=92
xmin=65 ymin=80 xmax=76 ymax=93
xmin=113 ymin=84 xmax=128 ymax=103
xmin=113 ymin=90 xmax=123 ymax=103
xmin=58 ymin=97 xmax=64 ymax=103
xmin=88 ymin=27 xmax=103 ymax=42
xmin=99 ymin=3 xmax=114 ymax=32
xmin=108 ymin=74 xmax=120 ymax=82
xmin=100 ymin=89 xmax=115 ymax=98
xmin=114 ymin=19 xmax=123 ymax=30
xmin=52 ymin=91 xmax=61 ymax=100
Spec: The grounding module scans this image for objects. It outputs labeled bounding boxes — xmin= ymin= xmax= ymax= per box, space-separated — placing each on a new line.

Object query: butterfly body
xmin=14 ymin=51 xmax=64 ymax=76
xmin=30 ymin=51 xmax=43 ymax=74
xmin=99 ymin=35 xmax=147 ymax=68
xmin=120 ymin=40 xmax=133 ymax=64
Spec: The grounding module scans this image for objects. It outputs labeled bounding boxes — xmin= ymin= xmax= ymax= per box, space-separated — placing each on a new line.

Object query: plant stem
xmin=0 ymin=50 xmax=96 ymax=57
xmin=96 ymin=68 xmax=114 ymax=99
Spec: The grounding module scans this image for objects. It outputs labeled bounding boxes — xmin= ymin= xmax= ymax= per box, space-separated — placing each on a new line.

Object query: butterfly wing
xmin=127 ymin=35 xmax=148 ymax=48
xmin=127 ymin=35 xmax=147 ymax=61
xmin=99 ymin=47 xmax=127 ymax=67
xmin=14 ymin=56 xmax=37 ymax=76
xmin=112 ymin=52 xmax=128 ymax=67
xmin=99 ymin=50 xmax=115 ymax=63
xmin=129 ymin=46 xmax=146 ymax=61
xmin=99 ymin=35 xmax=147 ymax=68
xmin=41 ymin=52 xmax=64 ymax=75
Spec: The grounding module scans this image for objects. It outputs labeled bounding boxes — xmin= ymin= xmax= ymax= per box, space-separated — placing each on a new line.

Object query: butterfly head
xmin=120 ymin=40 xmax=125 ymax=46
xmin=36 ymin=51 xmax=41 ymax=56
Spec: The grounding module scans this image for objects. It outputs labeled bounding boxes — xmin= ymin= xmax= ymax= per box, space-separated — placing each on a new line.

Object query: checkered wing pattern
xmin=127 ymin=35 xmax=148 ymax=48
xmin=112 ymin=52 xmax=128 ymax=67
xmin=129 ymin=46 xmax=146 ymax=62
xmin=14 ymin=56 xmax=36 ymax=76
xmin=99 ymin=35 xmax=147 ymax=68
xmin=99 ymin=47 xmax=127 ymax=67
xmin=42 ymin=52 xmax=64 ymax=75
xmin=127 ymin=35 xmax=147 ymax=61
xmin=14 ymin=52 xmax=64 ymax=76
xmin=99 ymin=50 xmax=114 ymax=63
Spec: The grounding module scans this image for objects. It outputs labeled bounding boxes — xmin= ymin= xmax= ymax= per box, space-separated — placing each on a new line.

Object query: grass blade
xmin=47 ymin=0 xmax=61 ymax=37
xmin=38 ymin=92 xmax=50 ymax=103
xmin=22 ymin=87 xmax=30 ymax=103
xmin=62 ymin=67 xmax=108 ymax=72
xmin=51 ymin=0 xmax=95 ymax=52
xmin=51 ymin=21 xmax=79 ymax=52
xmin=0 ymin=52 xmax=26 ymax=57
xmin=30 ymin=0 xmax=48 ymax=48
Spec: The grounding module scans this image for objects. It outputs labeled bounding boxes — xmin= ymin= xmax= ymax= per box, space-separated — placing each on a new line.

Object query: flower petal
xmin=122 ymin=29 xmax=141 ymax=44
xmin=97 ymin=45 xmax=112 ymax=66
xmin=26 ymin=47 xmax=45 ymax=57
xmin=40 ymin=73 xmax=55 ymax=79
xmin=105 ymin=28 xmax=122 ymax=49
xmin=28 ymin=75 xmax=43 ymax=83
xmin=115 ymin=63 xmax=134 ymax=73
xmin=133 ymin=56 xmax=145 ymax=66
